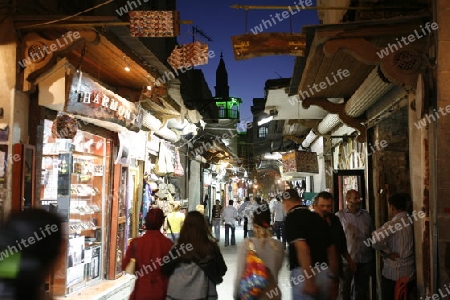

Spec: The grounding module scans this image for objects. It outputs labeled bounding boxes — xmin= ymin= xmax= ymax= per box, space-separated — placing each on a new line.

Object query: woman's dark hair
xmin=253 ymin=204 xmax=271 ymax=228
xmin=0 ymin=209 xmax=62 ymax=300
xmin=177 ymin=211 xmax=216 ymax=259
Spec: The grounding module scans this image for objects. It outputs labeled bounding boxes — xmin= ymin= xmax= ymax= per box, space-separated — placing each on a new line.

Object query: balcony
xmin=218 ymin=107 xmax=240 ymax=119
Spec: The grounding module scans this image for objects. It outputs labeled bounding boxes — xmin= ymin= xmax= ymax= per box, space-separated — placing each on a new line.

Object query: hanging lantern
xmin=167 ymin=41 xmax=208 ymax=70
xmin=129 ymin=11 xmax=180 ymax=37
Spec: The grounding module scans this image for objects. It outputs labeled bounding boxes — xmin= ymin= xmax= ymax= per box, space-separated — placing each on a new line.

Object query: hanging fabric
xmin=164 ymin=142 xmax=175 ymax=174
xmin=154 ymin=141 xmax=168 ymax=176
xmin=173 ymin=148 xmax=184 ymax=177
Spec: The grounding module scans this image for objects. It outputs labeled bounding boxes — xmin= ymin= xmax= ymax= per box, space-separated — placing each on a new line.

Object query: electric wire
xmin=19 ymin=0 xmax=114 ymax=29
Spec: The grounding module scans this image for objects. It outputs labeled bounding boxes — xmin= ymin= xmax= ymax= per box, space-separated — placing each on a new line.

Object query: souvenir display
xmin=129 ymin=10 xmax=180 ymax=37
xmin=167 ymin=41 xmax=208 ymax=70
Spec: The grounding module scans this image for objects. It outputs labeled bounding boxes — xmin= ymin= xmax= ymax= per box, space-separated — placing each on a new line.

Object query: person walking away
xmin=272 ymin=195 xmax=287 ymax=248
xmin=233 ymin=199 xmax=242 ymax=226
xmin=238 ymin=197 xmax=251 ymax=238
xmin=244 ymin=197 xmax=260 ymax=238
xmin=234 ymin=204 xmax=284 ymax=299
xmin=196 ymin=204 xmax=210 ymax=227
xmin=222 ymin=200 xmax=238 ymax=246
xmin=269 ymin=193 xmax=277 ymax=218
xmin=371 ymin=193 xmax=415 ymax=300
xmin=162 ymin=211 xmax=227 ymax=300
xmin=211 ymin=200 xmax=223 ymax=241
xmin=282 ymin=189 xmax=339 ymax=300
xmin=336 ymin=189 xmax=374 ymax=300
xmin=312 ymin=191 xmax=356 ymax=299
xmin=164 ymin=202 xmax=185 ymax=241
xmin=123 ymin=208 xmax=173 ymax=300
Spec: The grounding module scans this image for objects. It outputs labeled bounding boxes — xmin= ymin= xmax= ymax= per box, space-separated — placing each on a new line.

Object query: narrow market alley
xmin=56 ymin=225 xmax=292 ymax=300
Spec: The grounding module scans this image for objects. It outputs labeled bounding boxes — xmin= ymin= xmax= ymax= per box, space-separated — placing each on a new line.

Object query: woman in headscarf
xmin=122 ymin=208 xmax=173 ymax=300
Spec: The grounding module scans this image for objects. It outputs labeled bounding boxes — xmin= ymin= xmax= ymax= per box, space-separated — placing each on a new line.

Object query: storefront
xmin=35 ymin=63 xmax=144 ymax=296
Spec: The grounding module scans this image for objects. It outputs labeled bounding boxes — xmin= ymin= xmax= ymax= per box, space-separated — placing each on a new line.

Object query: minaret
xmin=214 ymin=52 xmax=229 ymax=98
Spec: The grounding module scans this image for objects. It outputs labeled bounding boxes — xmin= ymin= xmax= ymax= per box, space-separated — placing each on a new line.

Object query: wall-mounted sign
xmin=66 ymin=72 xmax=143 ymax=132
xmin=231 ymin=33 xmax=305 ymax=61
xmin=282 ymin=151 xmax=319 ymax=174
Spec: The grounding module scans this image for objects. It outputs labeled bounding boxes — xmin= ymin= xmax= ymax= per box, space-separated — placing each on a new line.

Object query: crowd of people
xmin=0 ymin=185 xmax=416 ymax=300
xmin=119 ymin=188 xmax=416 ymax=300
xmin=0 ymin=187 xmax=414 ymax=300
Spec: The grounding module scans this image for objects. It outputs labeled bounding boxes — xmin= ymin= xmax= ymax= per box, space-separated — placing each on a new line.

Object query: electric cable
xmin=19 ymin=0 xmax=114 ymax=29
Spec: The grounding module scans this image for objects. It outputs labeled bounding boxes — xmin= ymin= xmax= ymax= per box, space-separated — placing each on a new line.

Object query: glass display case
xmin=41 ymin=120 xmax=111 ymax=295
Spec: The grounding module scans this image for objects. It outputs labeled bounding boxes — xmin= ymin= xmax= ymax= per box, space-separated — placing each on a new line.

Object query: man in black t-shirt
xmin=282 ymin=189 xmax=338 ymax=300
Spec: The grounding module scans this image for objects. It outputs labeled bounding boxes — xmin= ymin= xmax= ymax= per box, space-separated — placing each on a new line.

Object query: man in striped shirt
xmin=336 ymin=189 xmax=374 ymax=300
xmin=371 ymin=193 xmax=415 ymax=300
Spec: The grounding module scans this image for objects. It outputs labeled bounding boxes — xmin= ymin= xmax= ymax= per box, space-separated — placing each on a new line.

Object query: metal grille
xmin=394 ymin=50 xmax=421 ymax=72
xmin=28 ymin=44 xmax=47 ymax=63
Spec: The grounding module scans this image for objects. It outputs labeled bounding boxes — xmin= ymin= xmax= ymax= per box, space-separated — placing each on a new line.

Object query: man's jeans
xmin=213 ymin=218 xmax=221 ymax=241
xmin=243 ymin=217 xmax=248 ymax=238
xmin=339 ymin=261 xmax=372 ymax=300
xmin=274 ymin=221 xmax=286 ymax=246
xmin=291 ymin=267 xmax=331 ymax=300
xmin=224 ymin=224 xmax=236 ymax=246
xmin=167 ymin=232 xmax=179 ymax=242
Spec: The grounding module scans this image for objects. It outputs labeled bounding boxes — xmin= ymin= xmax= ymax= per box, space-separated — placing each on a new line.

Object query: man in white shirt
xmin=336 ymin=189 xmax=374 ymax=300
xmin=372 ymin=193 xmax=416 ymax=300
xmin=269 ymin=193 xmax=277 ymax=210
xmin=222 ymin=199 xmax=238 ymax=246
xmin=271 ymin=195 xmax=287 ymax=248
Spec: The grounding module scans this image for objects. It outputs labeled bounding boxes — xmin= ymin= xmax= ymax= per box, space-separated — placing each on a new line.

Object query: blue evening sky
xmin=177 ymin=0 xmax=319 ymax=122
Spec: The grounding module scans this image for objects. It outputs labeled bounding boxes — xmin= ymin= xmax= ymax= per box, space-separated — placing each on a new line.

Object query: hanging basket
xmin=51 ymin=113 xmax=78 ymax=139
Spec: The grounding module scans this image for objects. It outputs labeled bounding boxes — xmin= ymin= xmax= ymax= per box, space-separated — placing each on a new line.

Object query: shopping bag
xmin=238 ymin=239 xmax=269 ymax=300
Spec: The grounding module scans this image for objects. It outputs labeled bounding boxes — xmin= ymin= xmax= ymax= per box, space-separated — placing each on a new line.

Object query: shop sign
xmin=66 ymin=72 xmax=143 ymax=132
xmin=231 ymin=32 xmax=305 ymax=61
xmin=282 ymin=151 xmax=319 ymax=174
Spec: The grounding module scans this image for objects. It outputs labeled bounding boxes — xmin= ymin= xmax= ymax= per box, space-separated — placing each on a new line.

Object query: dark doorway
xmin=333 ymin=170 xmax=365 ymax=213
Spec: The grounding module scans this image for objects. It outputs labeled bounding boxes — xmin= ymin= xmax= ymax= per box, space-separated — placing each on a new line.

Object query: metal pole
xmin=18 ymin=20 xmax=192 ymax=29
xmin=230 ymin=4 xmax=424 ymax=11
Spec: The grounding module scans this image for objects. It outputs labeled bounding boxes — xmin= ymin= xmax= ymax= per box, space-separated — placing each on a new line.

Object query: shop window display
xmin=41 ymin=119 xmax=111 ymax=295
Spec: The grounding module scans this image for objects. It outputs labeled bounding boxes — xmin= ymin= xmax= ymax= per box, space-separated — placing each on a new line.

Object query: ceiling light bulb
xmin=124 ymin=66 xmax=131 ymax=72
xmin=147 ymin=85 xmax=152 ymax=90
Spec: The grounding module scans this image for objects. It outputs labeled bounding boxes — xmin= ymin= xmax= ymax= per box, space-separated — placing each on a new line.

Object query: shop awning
xmin=269 ymin=15 xmax=427 ymax=144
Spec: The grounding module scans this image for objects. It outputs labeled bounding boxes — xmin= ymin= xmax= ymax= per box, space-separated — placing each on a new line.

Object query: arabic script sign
xmin=231 ymin=32 xmax=305 ymax=61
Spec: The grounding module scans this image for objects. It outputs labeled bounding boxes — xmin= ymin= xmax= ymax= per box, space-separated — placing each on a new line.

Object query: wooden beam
xmin=21 ymin=30 xmax=99 ymax=92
